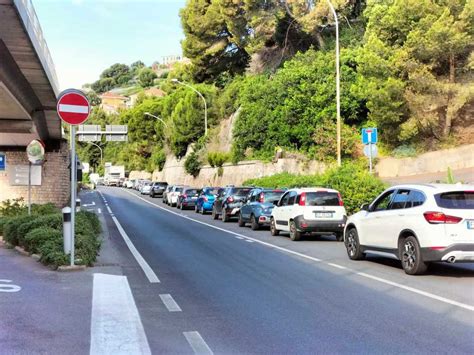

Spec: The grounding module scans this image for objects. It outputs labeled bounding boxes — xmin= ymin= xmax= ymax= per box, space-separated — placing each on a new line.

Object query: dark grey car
xmin=238 ymin=188 xmax=287 ymax=230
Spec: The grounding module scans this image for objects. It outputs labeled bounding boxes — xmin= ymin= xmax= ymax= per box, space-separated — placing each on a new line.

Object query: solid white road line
xmin=90 ymin=273 xmax=151 ymax=355
xmin=99 ymin=191 xmax=159 ymax=283
xmin=159 ymin=294 xmax=182 ymax=312
xmin=183 ymin=331 xmax=213 ymax=355
xmin=97 ymin=208 xmax=102 ymax=214
xmin=122 ymin=188 xmax=474 ymax=312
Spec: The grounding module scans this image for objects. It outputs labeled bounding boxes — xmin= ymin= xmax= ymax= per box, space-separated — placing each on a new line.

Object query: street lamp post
xmin=171 ymin=78 xmax=208 ymax=136
xmin=325 ymin=0 xmax=342 ymax=167
xmin=145 ymin=112 xmax=168 ymax=127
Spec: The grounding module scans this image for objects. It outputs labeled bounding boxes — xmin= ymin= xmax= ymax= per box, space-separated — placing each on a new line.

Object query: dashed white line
xmin=244 ymin=239 xmax=254 ymax=243
xmin=97 ymin=208 xmax=102 ymax=214
xmin=159 ymin=294 xmax=182 ymax=312
xmin=121 ymin=188 xmax=474 ymax=312
xmin=183 ymin=331 xmax=213 ymax=355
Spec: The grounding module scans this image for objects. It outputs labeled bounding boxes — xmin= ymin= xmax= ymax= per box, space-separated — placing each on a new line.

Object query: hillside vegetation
xmin=78 ymin=0 xmax=473 ymax=175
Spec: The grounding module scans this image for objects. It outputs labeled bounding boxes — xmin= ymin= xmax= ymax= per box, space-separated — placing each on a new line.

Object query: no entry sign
xmin=57 ymin=90 xmax=90 ymax=125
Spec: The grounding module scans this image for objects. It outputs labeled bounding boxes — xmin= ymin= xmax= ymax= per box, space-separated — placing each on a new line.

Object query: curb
xmin=57 ymin=265 xmax=87 ymax=272
xmin=14 ymin=246 xmax=30 ymax=256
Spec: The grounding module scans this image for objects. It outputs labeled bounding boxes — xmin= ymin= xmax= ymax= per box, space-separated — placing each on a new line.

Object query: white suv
xmin=270 ymin=188 xmax=347 ymax=241
xmin=344 ymin=184 xmax=474 ymax=275
xmin=166 ymin=185 xmax=185 ymax=207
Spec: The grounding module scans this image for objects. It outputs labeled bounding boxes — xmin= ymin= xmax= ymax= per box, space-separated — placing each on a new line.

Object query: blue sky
xmin=33 ymin=0 xmax=186 ymax=90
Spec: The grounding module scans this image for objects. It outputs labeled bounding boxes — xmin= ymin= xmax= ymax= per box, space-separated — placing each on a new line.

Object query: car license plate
xmin=467 ymin=220 xmax=474 ymax=230
xmin=314 ymin=212 xmax=332 ymax=218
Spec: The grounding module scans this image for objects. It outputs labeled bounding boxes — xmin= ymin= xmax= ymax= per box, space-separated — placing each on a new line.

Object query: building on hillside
xmin=127 ymin=87 xmax=166 ymax=108
xmin=99 ymin=92 xmax=128 ymax=114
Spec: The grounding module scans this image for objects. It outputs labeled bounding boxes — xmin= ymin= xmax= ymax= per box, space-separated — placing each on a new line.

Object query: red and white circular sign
xmin=57 ymin=90 xmax=90 ymax=125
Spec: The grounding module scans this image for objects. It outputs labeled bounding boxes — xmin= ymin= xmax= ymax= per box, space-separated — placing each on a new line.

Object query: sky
xmin=32 ymin=0 xmax=186 ymax=90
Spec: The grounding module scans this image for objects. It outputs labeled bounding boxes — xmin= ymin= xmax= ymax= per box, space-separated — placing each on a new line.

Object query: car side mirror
xmin=360 ymin=203 xmax=370 ymax=211
xmin=273 ymin=200 xmax=279 ymax=206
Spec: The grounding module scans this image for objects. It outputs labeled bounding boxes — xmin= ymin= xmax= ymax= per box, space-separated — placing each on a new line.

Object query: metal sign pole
xmin=369 ymin=143 xmax=373 ymax=174
xmin=70 ymin=125 xmax=76 ymax=266
xmin=28 ymin=162 xmax=31 ymax=215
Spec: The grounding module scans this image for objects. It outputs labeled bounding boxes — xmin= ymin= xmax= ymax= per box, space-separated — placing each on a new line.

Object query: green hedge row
xmin=2 ymin=210 xmax=101 ymax=268
xmin=244 ymin=162 xmax=387 ymax=214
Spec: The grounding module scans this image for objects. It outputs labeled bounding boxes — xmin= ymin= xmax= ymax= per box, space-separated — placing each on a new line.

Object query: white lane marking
xmin=90 ymin=273 xmax=151 ymax=355
xmin=183 ymin=331 xmax=213 ymax=355
xmin=244 ymin=239 xmax=254 ymax=243
xmin=58 ymin=103 xmax=89 ymax=114
xmin=0 ymin=280 xmax=21 ymax=293
xmin=97 ymin=208 xmax=102 ymax=214
xmin=159 ymin=294 xmax=182 ymax=312
xmin=99 ymin=191 xmax=159 ymax=283
xmin=123 ymin=189 xmax=474 ymax=312
xmin=235 ymin=236 xmax=244 ymax=240
xmin=83 ymin=201 xmax=96 ymax=207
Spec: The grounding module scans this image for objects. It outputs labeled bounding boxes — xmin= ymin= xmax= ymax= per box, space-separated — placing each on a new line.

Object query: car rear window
xmin=435 ymin=191 xmax=474 ymax=209
xmin=233 ymin=188 xmax=251 ymax=196
xmin=263 ymin=191 xmax=285 ymax=202
xmin=205 ymin=188 xmax=219 ymax=195
xmin=175 ymin=187 xmax=183 ymax=192
xmin=305 ymin=192 xmax=340 ymax=206
xmin=185 ymin=189 xmax=199 ymax=195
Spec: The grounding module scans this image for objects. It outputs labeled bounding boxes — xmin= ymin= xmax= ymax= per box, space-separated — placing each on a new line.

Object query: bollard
xmin=62 ymin=207 xmax=72 ymax=254
xmin=75 ymin=198 xmax=81 ymax=212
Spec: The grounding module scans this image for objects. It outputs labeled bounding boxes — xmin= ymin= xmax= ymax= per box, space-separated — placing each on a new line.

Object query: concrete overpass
xmin=0 ymin=0 xmax=61 ymax=148
xmin=0 ymin=0 xmax=69 ymax=207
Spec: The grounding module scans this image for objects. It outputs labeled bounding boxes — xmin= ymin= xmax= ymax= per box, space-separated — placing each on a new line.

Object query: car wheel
xmin=238 ymin=213 xmax=245 ymax=227
xmin=345 ymin=228 xmax=364 ymax=260
xmin=221 ymin=208 xmax=229 ymax=222
xmin=195 ymin=205 xmax=199 ymax=213
xmin=289 ymin=220 xmax=301 ymax=241
xmin=150 ymin=192 xmax=154 ymax=198
xmin=212 ymin=207 xmax=218 ymax=220
xmin=250 ymin=215 xmax=260 ymax=231
xmin=201 ymin=206 xmax=206 ymax=215
xmin=270 ymin=218 xmax=279 ymax=236
xmin=335 ymin=232 xmax=343 ymax=242
xmin=399 ymin=236 xmax=428 ymax=275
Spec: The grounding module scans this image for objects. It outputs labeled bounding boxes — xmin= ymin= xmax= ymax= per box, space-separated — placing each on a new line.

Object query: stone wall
xmin=128 ymin=144 xmax=474 ymax=187
xmin=375 ymin=144 xmax=474 ymax=177
xmin=0 ymin=141 xmax=70 ymax=207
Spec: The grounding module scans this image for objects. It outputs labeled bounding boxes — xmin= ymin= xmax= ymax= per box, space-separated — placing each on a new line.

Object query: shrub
xmin=39 ymin=238 xmax=68 ymax=268
xmin=31 ymin=203 xmax=59 ymax=215
xmin=244 ymin=162 xmax=387 ymax=214
xmin=0 ymin=198 xmax=26 ymax=217
xmin=16 ymin=214 xmax=62 ymax=247
xmin=3 ymin=215 xmax=35 ymax=246
xmin=207 ymin=151 xmax=230 ymax=167
xmin=24 ymin=227 xmax=62 ymax=254
xmin=184 ymin=152 xmax=202 ymax=177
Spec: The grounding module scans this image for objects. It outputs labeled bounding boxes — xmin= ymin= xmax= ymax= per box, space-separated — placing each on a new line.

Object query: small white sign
xmin=363 ymin=144 xmax=378 ymax=158
xmin=8 ymin=165 xmax=42 ymax=186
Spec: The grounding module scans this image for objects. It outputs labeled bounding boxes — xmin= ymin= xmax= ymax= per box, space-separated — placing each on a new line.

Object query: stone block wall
xmin=0 ymin=141 xmax=70 ymax=207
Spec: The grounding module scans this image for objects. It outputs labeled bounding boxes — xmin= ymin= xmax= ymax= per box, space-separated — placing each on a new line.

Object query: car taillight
xmin=423 ymin=211 xmax=462 ymax=224
xmin=259 ymin=192 xmax=264 ymax=203
xmin=183 ymin=194 xmax=187 ymax=199
xmin=203 ymin=196 xmax=208 ymax=202
xmin=299 ymin=192 xmax=306 ymax=206
xmin=227 ymin=196 xmax=234 ymax=203
xmin=337 ymin=192 xmax=344 ymax=206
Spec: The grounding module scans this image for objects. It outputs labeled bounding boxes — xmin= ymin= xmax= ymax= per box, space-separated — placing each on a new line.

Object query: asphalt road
xmin=97 ymin=186 xmax=474 ymax=354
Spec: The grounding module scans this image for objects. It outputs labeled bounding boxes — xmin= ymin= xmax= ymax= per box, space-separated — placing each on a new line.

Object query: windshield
xmin=205 ymin=188 xmax=219 ymax=195
xmin=435 ymin=191 xmax=474 ymax=209
xmin=305 ymin=192 xmax=340 ymax=206
xmin=263 ymin=191 xmax=285 ymax=203
xmin=175 ymin=187 xmax=183 ymax=193
xmin=233 ymin=188 xmax=252 ymax=196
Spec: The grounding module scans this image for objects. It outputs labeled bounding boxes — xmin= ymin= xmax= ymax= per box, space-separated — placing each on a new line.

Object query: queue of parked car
xmin=120 ymin=181 xmax=474 ymax=275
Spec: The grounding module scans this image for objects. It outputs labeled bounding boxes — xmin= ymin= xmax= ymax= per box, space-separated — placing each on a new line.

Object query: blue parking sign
xmin=362 ymin=128 xmax=378 ymax=144
xmin=0 ymin=153 xmax=5 ymax=171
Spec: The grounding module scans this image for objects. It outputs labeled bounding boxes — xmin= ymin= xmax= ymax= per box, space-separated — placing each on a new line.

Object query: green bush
xmin=244 ymin=162 xmax=387 ymax=214
xmin=207 ymin=151 xmax=230 ymax=167
xmin=0 ymin=198 xmax=25 ymax=217
xmin=39 ymin=238 xmax=68 ymax=268
xmin=3 ymin=215 xmax=34 ymax=246
xmin=24 ymin=227 xmax=62 ymax=254
xmin=184 ymin=152 xmax=202 ymax=177
xmin=31 ymin=203 xmax=59 ymax=215
xmin=16 ymin=214 xmax=62 ymax=247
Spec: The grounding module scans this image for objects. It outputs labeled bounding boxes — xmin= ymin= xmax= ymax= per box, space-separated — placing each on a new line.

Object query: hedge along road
xmin=98 ymin=186 xmax=474 ymax=353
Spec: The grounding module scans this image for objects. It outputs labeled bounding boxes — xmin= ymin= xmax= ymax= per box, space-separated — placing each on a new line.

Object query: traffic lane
xmin=0 ymin=247 xmax=91 ymax=355
xmin=101 ymin=187 xmax=474 ymax=353
xmin=89 ymin=189 xmax=197 ymax=354
xmin=127 ymin=188 xmax=474 ymax=307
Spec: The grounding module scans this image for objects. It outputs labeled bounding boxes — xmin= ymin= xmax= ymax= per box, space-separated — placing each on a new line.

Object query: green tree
xmin=138 ymin=68 xmax=158 ymax=88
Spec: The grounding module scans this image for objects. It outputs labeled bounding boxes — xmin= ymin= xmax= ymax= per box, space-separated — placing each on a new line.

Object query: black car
xmin=150 ymin=181 xmax=168 ymax=198
xmin=212 ymin=186 xmax=253 ymax=222
xmin=239 ymin=188 xmax=286 ymax=230
xmin=177 ymin=187 xmax=201 ymax=210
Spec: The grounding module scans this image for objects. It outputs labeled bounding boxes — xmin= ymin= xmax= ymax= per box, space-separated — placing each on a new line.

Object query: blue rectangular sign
xmin=362 ymin=128 xmax=378 ymax=144
xmin=0 ymin=153 xmax=5 ymax=171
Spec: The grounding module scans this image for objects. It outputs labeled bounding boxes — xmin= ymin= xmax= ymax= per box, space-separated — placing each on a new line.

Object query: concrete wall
xmin=0 ymin=142 xmax=70 ymax=207
xmin=129 ymin=144 xmax=474 ymax=187
xmin=376 ymin=144 xmax=474 ymax=177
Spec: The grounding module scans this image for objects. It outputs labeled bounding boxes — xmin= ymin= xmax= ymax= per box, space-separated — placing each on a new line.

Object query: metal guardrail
xmin=13 ymin=0 xmax=60 ymax=96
